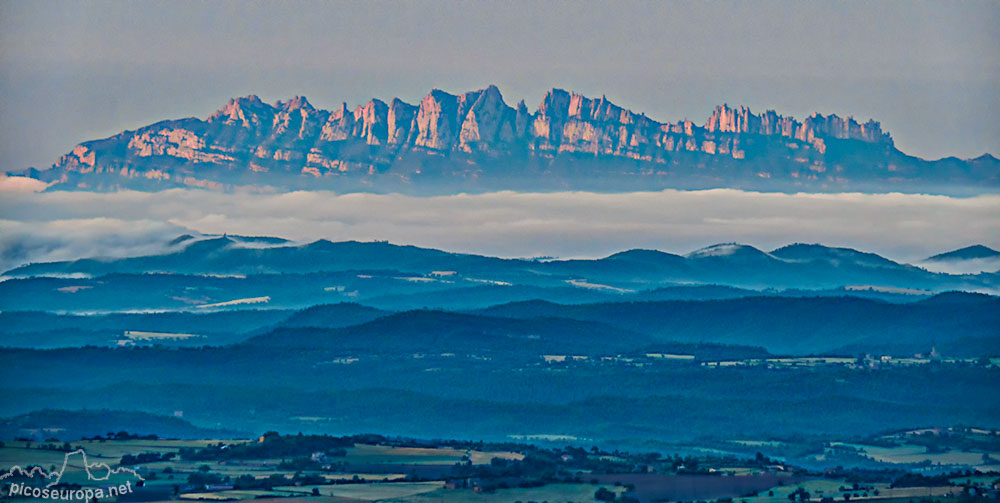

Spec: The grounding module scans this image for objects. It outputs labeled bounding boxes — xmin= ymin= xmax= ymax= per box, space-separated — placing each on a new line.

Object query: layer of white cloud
xmin=0 ymin=175 xmax=50 ymax=193
xmin=918 ymin=257 xmax=1000 ymax=275
xmin=0 ymin=217 xmax=188 ymax=272
xmin=1 ymin=188 xmax=998 ymax=273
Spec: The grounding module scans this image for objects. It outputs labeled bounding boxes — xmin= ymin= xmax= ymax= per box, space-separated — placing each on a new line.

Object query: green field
xmin=345 ymin=444 xmax=523 ymax=465
xmin=0 ymin=435 xmax=986 ymax=503
xmin=729 ymin=440 xmax=786 ymax=447
xmin=741 ymin=479 xmax=844 ymax=503
xmin=385 ymin=483 xmax=626 ymax=503
xmin=180 ymin=490 xmax=277 ymax=501
xmin=293 ymin=481 xmax=443 ymax=500
xmin=742 ymin=479 xmax=961 ymax=503
xmin=0 ymin=440 xmax=521 ymax=469
xmin=0 ymin=445 xmax=79 ymax=468
xmin=836 ymin=441 xmax=1000 ymax=466
xmin=2 ymin=439 xmax=236 ymax=459
xmin=948 ymin=474 xmax=1000 ymax=486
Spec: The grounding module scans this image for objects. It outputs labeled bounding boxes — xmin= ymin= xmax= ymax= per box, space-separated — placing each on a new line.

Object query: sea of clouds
xmin=1 ymin=183 xmax=998 ymax=273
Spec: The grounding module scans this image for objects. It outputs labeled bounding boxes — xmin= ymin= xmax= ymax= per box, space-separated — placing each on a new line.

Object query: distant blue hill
xmin=3 ymin=237 xmax=997 ymax=314
xmin=926 ymin=244 xmax=1000 ymax=262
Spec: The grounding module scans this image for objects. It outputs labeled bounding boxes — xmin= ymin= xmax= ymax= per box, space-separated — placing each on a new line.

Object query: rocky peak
xmin=533 ymin=89 xmax=573 ymax=145
xmin=797 ymin=113 xmax=891 ymax=144
xmin=456 ymin=88 xmax=485 ymax=119
xmin=758 ymin=109 xmax=799 ymax=137
xmin=276 ymin=95 xmax=315 ymax=111
xmin=514 ymin=99 xmax=531 ymax=138
xmin=391 ymin=97 xmax=415 ymax=110
xmin=207 ymin=95 xmax=275 ymax=128
xmin=458 ymin=85 xmax=516 ymax=150
xmin=414 ymin=89 xmax=460 ymax=150
xmin=319 ymin=102 xmax=356 ymax=142
xmin=357 ymin=99 xmax=390 ymax=145
xmin=200 ymin=90 xmax=895 ymax=149
xmin=470 ymin=84 xmax=506 ymax=112
xmin=331 ymin=102 xmax=351 ymax=120
xmin=387 ymin=98 xmax=418 ymax=145
xmin=706 ymin=104 xmax=760 ymax=134
xmin=704 ymin=104 xmax=892 ymax=145
xmin=537 ymin=89 xmax=572 ymax=119
xmin=270 ymin=96 xmax=325 ymax=141
xmin=568 ymin=93 xmax=629 ymax=124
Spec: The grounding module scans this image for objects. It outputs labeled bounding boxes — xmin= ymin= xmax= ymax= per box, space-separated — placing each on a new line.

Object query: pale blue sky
xmin=1 ymin=0 xmax=998 ymax=173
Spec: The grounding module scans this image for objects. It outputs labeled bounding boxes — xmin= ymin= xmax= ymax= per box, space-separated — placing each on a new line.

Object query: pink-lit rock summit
xmin=17 ymin=85 xmax=998 ymax=194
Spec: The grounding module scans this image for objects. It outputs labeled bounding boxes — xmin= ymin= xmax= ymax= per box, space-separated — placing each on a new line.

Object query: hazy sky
xmin=1 ymin=0 xmax=998 ymax=174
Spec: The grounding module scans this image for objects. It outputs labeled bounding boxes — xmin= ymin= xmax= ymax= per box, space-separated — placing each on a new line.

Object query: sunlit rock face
xmin=414 ymin=89 xmax=460 ymax=151
xmin=20 ymin=85 xmax=997 ymax=195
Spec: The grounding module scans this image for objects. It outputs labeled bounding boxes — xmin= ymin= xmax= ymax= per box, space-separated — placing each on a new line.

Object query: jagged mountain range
xmin=18 ymin=86 xmax=998 ymax=194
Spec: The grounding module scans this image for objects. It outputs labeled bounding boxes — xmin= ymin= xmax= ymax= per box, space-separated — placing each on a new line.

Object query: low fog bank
xmin=2 ymin=188 xmax=998 ymax=273
xmin=0 ymin=218 xmax=190 ymax=273
xmin=918 ymin=257 xmax=1000 ymax=275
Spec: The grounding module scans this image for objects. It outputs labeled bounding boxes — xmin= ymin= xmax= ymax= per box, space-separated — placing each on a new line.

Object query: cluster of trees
xmin=231 ymin=472 xmax=324 ymax=490
xmin=84 ymin=431 xmax=158 ymax=441
xmin=180 ymin=432 xmax=352 ymax=461
xmin=187 ymin=470 xmax=229 ymax=487
xmin=904 ymin=430 xmax=1000 ymax=454
xmin=192 ymin=470 xmax=388 ymax=491
xmin=448 ymin=455 xmax=560 ymax=482
xmin=818 ymin=465 xmax=988 ymax=489
xmin=29 ymin=441 xmax=75 ymax=452
xmin=890 ymin=473 xmax=956 ymax=488
xmin=594 ymin=486 xmax=639 ymax=503
xmin=120 ymin=451 xmax=176 ymax=466
xmin=787 ymin=487 xmax=811 ymax=501
xmin=188 ymin=464 xmax=328 ymax=489
xmin=441 ymin=445 xmax=659 ymax=497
